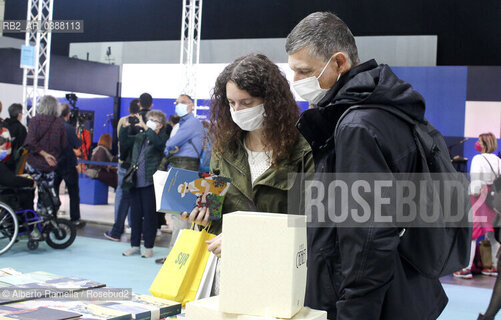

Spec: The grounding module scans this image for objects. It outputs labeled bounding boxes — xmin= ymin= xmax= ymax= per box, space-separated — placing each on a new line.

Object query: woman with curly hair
xmin=182 ymin=53 xmax=314 ymax=258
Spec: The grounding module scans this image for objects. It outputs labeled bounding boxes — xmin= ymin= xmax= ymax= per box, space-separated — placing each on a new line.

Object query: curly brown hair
xmin=210 ymin=54 xmax=300 ymax=166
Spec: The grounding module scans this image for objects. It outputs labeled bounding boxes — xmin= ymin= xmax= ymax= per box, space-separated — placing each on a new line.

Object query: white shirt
xmin=170 ymin=123 xmax=180 ymax=137
xmin=470 ymin=153 xmax=501 ymax=194
xmin=244 ymin=143 xmax=272 ymax=184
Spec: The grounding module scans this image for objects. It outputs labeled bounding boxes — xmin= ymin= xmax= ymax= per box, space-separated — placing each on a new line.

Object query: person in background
xmin=182 ymin=53 xmax=314 ymax=262
xmin=75 ymin=125 xmax=91 ymax=173
xmin=454 ymin=132 xmax=500 ymax=279
xmin=0 ymin=134 xmax=35 ymax=211
xmin=120 ymin=110 xmax=169 ymax=258
xmin=199 ymin=120 xmax=212 ymax=173
xmin=54 ymin=104 xmax=83 ymax=227
xmin=0 ymin=101 xmax=3 ymax=122
xmin=104 ymin=99 xmax=140 ymax=241
xmin=24 ymin=95 xmax=67 ymax=217
xmin=474 ymin=134 xmax=501 ymax=320
xmin=4 ymin=103 xmax=27 ymax=171
xmin=162 ymin=94 xmax=203 ymax=249
xmin=138 ymin=93 xmax=153 ymax=124
xmin=169 ymin=114 xmax=181 ymax=137
xmin=89 ymin=133 xmax=117 ymax=189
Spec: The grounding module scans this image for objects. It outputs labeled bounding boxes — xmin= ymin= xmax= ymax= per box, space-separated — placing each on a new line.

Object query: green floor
xmin=0 ymin=235 xmax=170 ymax=295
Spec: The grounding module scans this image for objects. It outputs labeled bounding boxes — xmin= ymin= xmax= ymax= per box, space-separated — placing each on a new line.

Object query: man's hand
xmin=169 ymin=146 xmax=180 ymax=155
xmin=40 ymin=150 xmax=57 ymax=167
xmin=181 ymin=206 xmax=210 ymax=227
xmin=206 ymin=234 xmax=222 ymax=258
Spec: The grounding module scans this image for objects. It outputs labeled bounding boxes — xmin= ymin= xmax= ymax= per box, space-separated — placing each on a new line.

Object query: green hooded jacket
xmin=208 ymin=135 xmax=314 ymax=234
xmin=119 ymin=126 xmax=169 ymax=189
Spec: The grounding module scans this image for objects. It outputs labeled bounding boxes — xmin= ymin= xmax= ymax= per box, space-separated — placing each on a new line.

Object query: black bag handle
xmin=188 ymin=139 xmax=201 ymax=159
xmin=482 ymin=155 xmax=500 ymax=179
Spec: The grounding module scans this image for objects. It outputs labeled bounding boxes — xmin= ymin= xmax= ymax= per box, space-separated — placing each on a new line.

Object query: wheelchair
xmin=0 ymin=171 xmax=77 ymax=255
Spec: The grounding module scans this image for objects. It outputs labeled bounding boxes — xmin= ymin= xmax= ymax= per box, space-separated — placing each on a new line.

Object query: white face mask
xmin=176 ymin=103 xmax=189 ymax=117
xmin=230 ymin=104 xmax=265 ymax=131
xmin=146 ymin=120 xmax=158 ymax=131
xmin=292 ymin=56 xmax=337 ymax=105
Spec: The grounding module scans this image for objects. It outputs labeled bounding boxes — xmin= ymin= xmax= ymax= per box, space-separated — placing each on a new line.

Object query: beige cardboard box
xmin=186 ymin=296 xmax=327 ymax=320
xmin=219 ymin=212 xmax=307 ymax=319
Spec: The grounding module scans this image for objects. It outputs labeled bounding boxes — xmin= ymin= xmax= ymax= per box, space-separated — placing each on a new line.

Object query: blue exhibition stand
xmin=79 ymin=174 xmax=109 ymax=205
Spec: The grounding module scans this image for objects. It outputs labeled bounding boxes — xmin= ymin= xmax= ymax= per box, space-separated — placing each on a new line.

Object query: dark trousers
xmin=54 ymin=167 xmax=81 ymax=221
xmin=110 ymin=166 xmax=131 ymax=238
xmin=129 ymin=185 xmax=157 ymax=248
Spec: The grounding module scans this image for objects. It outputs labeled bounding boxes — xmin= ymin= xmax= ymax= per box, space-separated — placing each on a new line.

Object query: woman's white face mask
xmin=146 ymin=120 xmax=157 ymax=131
xmin=230 ymin=104 xmax=265 ymax=131
xmin=292 ymin=56 xmax=337 ymax=105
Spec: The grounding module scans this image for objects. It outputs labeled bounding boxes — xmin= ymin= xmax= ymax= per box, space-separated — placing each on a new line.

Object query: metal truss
xmin=22 ymin=0 xmax=54 ymax=118
xmin=180 ymin=0 xmax=208 ymax=116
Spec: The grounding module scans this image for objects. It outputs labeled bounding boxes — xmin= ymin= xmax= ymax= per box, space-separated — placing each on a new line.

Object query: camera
xmin=65 ymin=93 xmax=93 ymax=126
xmin=65 ymin=93 xmax=77 ymax=107
xmin=128 ymin=116 xmax=139 ymax=125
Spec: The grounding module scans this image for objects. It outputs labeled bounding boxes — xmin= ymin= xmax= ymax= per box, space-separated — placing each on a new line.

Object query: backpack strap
xmin=333 ymin=104 xmax=421 ymax=144
xmin=482 ymin=155 xmax=499 ymax=178
xmin=188 ymin=139 xmax=201 ymax=159
xmin=333 ymin=104 xmax=433 ymax=170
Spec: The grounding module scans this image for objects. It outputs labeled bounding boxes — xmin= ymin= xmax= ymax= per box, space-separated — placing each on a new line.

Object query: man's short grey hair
xmin=37 ymin=95 xmax=61 ymax=116
xmin=146 ymin=110 xmax=167 ymax=127
xmin=8 ymin=103 xmax=23 ymax=119
xmin=286 ymin=12 xmax=360 ymax=66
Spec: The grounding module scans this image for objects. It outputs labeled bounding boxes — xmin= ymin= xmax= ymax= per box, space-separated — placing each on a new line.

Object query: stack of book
xmin=0 ymin=268 xmax=182 ymax=320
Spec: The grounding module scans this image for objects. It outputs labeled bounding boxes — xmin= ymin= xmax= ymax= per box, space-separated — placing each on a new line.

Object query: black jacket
xmin=56 ymin=121 xmax=82 ymax=174
xmin=4 ymin=118 xmax=27 ymax=171
xmin=297 ymin=60 xmax=448 ymax=320
xmin=4 ymin=118 xmax=27 ymax=153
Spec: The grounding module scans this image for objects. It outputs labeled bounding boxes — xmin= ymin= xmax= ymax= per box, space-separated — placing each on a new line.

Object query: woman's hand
xmin=40 ymin=150 xmax=57 ymax=167
xmin=181 ymin=206 xmax=210 ymax=227
xmin=206 ymin=234 xmax=222 ymax=258
xmin=136 ymin=115 xmax=148 ymax=130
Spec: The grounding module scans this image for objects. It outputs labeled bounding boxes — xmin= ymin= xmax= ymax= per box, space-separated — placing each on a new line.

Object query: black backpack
xmin=481 ymin=155 xmax=501 ymax=214
xmin=336 ymin=105 xmax=472 ymax=278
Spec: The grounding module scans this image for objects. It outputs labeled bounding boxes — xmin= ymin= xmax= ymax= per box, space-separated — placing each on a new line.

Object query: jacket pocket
xmin=320 ymin=244 xmax=342 ymax=297
xmin=305 ymin=244 xmax=339 ymax=312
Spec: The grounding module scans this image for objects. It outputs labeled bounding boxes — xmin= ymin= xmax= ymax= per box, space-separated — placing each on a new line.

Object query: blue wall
xmin=392 ymin=66 xmax=468 ymax=138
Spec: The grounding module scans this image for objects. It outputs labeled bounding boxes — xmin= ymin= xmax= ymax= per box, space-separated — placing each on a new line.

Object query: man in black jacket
xmin=286 ymin=12 xmax=448 ymax=320
xmin=4 ymin=103 xmax=27 ymax=171
xmin=54 ymin=104 xmax=84 ymax=227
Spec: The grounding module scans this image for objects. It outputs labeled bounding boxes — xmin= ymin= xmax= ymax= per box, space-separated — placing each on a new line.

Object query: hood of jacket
xmin=298 ymin=60 xmax=426 ymax=147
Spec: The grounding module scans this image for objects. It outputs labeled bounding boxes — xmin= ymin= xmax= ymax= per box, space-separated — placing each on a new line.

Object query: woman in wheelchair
xmin=0 ymin=133 xmax=35 ymax=212
xmin=0 ymin=116 xmax=76 ymax=254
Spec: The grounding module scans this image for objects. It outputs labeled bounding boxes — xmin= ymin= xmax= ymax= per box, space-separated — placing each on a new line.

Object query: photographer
xmin=119 ymin=110 xmax=169 ymax=258
xmin=64 ymin=94 xmax=92 ymax=173
xmin=54 ymin=104 xmax=84 ymax=228
xmin=138 ymin=93 xmax=153 ymax=123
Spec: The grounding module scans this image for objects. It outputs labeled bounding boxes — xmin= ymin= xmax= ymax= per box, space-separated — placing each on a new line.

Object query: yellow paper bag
xmin=149 ymin=226 xmax=215 ymax=305
xmin=183 ymin=238 xmax=215 ymax=304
